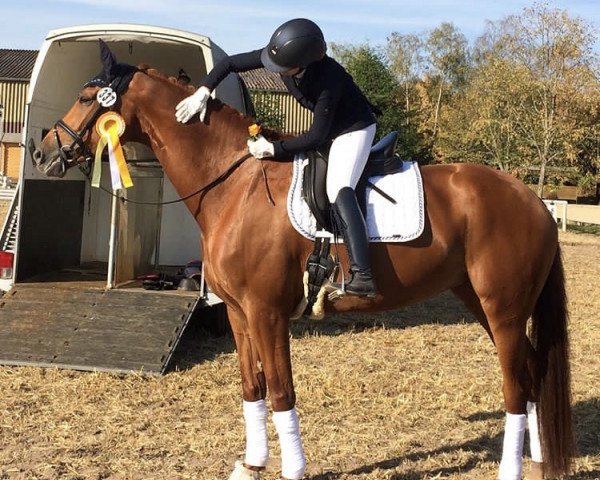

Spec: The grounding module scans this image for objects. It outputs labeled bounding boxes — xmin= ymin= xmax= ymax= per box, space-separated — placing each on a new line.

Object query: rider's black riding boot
xmin=332 ymin=187 xmax=377 ymax=297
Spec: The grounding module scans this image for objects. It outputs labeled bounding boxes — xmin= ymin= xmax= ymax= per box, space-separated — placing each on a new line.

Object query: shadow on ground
xmin=308 ymin=398 xmax=600 ymax=479
xmin=169 ymin=291 xmax=474 ymax=371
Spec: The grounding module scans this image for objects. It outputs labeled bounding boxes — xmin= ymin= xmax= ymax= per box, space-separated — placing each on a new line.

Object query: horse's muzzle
xmin=32 ymin=146 xmax=67 ymax=178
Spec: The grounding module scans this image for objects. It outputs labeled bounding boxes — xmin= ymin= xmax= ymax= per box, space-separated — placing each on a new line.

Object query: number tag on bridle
xmin=97 ymin=87 xmax=117 ymax=107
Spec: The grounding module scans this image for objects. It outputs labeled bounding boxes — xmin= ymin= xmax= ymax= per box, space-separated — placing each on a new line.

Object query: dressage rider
xmin=175 ymin=18 xmax=379 ymax=297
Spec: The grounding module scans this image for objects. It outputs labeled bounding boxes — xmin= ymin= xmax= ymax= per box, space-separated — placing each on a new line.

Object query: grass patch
xmin=567 ymin=223 xmax=600 ymax=235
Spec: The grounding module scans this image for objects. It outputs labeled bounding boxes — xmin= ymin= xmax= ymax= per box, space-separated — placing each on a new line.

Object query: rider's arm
xmin=200 ymin=49 xmax=263 ymax=90
xmin=272 ymin=86 xmax=341 ymax=157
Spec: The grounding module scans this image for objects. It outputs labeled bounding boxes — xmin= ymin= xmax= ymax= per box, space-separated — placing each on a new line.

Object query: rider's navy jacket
xmin=200 ymin=49 xmax=377 ymax=157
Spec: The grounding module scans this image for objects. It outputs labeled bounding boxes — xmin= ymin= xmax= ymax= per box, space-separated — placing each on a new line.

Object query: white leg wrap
xmin=272 ymin=408 xmax=306 ymax=480
xmin=527 ymin=401 xmax=543 ymax=463
xmin=498 ymin=413 xmax=526 ymax=480
xmin=243 ymin=400 xmax=269 ymax=467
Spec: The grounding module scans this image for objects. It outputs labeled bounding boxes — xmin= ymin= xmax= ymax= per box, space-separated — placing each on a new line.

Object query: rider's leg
xmin=326 ymin=123 xmax=377 ymax=297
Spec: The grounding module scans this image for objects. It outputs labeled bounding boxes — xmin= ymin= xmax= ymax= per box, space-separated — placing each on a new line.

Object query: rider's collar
xmin=293 ymin=68 xmax=306 ymax=80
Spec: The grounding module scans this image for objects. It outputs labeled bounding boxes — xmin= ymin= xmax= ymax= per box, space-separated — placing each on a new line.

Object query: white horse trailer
xmin=0 ymin=24 xmax=250 ymax=374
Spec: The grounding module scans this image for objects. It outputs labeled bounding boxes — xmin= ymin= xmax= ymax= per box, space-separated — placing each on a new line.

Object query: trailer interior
xmin=0 ymin=26 xmax=242 ymax=374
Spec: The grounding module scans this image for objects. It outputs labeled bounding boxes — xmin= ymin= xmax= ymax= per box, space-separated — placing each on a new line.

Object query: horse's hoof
xmin=228 ymin=460 xmax=262 ymax=480
xmin=524 ymin=461 xmax=544 ymax=480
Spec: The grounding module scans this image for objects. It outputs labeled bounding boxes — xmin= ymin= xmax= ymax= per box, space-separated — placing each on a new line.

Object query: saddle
xmin=302 ymin=131 xmax=403 ymax=232
xmin=299 ymin=132 xmax=403 ymax=318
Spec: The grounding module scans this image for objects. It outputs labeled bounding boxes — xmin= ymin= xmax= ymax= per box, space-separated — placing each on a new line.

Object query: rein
xmin=85 ymin=152 xmax=254 ymax=206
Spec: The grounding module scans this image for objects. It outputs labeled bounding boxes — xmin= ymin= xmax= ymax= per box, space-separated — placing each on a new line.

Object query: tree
xmin=424 ymin=23 xmax=470 ymax=141
xmin=330 ymin=43 xmax=402 ymax=135
xmin=440 ymin=57 xmax=535 ymax=172
xmin=476 ymin=2 xmax=599 ymax=195
xmin=330 ymin=43 xmax=420 ymax=156
xmin=386 ymin=32 xmax=425 ymax=125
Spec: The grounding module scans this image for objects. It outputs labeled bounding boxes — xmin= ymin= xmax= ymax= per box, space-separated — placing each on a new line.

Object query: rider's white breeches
xmin=326 ymin=123 xmax=377 ymax=203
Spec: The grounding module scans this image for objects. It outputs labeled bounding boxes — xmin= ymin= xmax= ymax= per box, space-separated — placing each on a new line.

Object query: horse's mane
xmin=136 ymin=63 xmax=289 ymax=144
xmin=137 ymin=64 xmax=195 ymax=93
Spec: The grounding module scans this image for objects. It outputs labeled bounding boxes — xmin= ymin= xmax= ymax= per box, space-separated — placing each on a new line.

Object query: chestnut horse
xmin=33 ymin=44 xmax=573 ymax=480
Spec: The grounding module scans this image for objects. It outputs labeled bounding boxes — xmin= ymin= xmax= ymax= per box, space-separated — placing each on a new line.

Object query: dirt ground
xmin=0 ymin=230 xmax=598 ymax=479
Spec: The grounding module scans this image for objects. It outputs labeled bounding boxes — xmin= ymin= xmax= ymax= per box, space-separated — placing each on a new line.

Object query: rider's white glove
xmin=175 ymin=86 xmax=211 ymax=123
xmin=247 ymin=135 xmax=275 ymax=159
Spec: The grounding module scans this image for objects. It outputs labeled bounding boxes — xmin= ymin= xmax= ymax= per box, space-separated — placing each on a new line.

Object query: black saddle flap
xmin=302 ymin=150 xmax=332 ymax=230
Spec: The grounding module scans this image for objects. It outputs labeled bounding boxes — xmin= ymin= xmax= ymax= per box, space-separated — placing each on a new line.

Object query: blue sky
xmin=1 ymin=0 xmax=598 ymax=54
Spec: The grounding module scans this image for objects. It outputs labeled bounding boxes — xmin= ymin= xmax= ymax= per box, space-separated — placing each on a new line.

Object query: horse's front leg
xmin=245 ymin=303 xmax=306 ymax=480
xmin=227 ymin=305 xmax=270 ymax=479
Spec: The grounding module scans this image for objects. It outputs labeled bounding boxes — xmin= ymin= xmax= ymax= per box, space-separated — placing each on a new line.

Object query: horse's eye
xmin=78 ymin=94 xmax=94 ymax=105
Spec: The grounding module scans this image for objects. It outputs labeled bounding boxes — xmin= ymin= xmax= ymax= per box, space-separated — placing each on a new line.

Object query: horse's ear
xmin=99 ymin=39 xmax=117 ymax=77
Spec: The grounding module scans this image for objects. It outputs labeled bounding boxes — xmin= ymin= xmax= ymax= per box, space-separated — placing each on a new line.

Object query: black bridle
xmin=50 ymin=70 xmax=135 ymax=176
xmin=49 ymin=69 xmax=266 ymax=207
xmin=52 ymin=104 xmax=104 ymax=176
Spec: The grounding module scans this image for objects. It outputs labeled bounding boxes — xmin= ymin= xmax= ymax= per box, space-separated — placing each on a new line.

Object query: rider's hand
xmin=247 ymin=135 xmax=274 ymax=159
xmin=175 ymin=86 xmax=211 ymax=123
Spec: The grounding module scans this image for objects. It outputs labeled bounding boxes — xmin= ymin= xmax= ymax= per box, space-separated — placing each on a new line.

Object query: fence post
xmin=543 ymin=199 xmax=567 ymax=232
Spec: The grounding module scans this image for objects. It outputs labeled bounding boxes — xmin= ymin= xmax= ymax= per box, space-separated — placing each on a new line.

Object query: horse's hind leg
xmin=487 ymin=314 xmax=530 ymax=480
xmin=452 ymin=282 xmax=493 ymax=341
xmin=453 ymin=283 xmax=541 ymax=480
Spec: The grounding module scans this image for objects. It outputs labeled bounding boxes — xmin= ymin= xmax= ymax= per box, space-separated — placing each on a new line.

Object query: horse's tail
xmin=531 ymin=244 xmax=575 ymax=477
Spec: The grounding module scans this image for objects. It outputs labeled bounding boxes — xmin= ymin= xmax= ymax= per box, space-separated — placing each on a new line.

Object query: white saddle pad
xmin=287 ymin=155 xmax=425 ymax=242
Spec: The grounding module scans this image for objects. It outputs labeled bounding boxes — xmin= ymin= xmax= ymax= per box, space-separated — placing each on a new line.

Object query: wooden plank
xmin=556 ymin=185 xmax=578 ymax=201
xmin=67 ymin=328 xmax=176 ymax=349
xmin=1 ymin=287 xmax=104 ymax=303
xmin=0 ymin=338 xmax=73 ymax=356
xmin=0 ymin=305 xmax=96 ymax=318
xmin=98 ymin=289 xmax=199 ymax=306
xmin=0 ymin=283 xmax=204 ymax=375
xmin=0 ymin=359 xmax=162 ymax=376
xmin=75 ymin=320 xmax=185 ymax=337
xmin=0 ymin=321 xmax=82 ymax=338
xmin=1 ymin=288 xmax=198 ymax=310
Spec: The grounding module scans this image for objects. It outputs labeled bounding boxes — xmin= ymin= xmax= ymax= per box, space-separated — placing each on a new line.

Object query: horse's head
xmin=33 ymin=40 xmax=140 ymax=177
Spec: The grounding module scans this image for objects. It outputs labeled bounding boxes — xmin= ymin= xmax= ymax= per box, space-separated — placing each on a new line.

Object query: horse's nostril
xmin=32 ymin=148 xmax=45 ymax=165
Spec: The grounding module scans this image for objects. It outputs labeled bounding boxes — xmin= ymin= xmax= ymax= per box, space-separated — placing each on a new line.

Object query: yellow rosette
xmin=92 ymin=112 xmax=133 ymax=189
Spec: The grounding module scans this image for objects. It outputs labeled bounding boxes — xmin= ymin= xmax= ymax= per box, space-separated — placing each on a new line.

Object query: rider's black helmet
xmin=261 ymin=18 xmax=327 ymax=73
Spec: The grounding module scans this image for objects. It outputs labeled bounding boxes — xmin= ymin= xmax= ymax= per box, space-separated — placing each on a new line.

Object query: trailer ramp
xmin=0 ymin=280 xmax=206 ymax=375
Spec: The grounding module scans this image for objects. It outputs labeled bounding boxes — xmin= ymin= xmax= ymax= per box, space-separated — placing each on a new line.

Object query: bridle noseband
xmin=53 ymin=105 xmax=103 ymax=176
